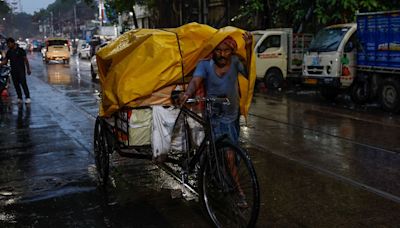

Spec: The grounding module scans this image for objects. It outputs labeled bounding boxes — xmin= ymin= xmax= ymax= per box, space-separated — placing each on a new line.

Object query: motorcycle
xmin=0 ymin=53 xmax=10 ymax=97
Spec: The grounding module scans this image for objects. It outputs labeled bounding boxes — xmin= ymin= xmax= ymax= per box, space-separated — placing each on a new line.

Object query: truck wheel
xmin=380 ymin=78 xmax=400 ymax=113
xmin=351 ymin=81 xmax=370 ymax=104
xmin=320 ymin=87 xmax=339 ymax=101
xmin=264 ymin=69 xmax=283 ymax=90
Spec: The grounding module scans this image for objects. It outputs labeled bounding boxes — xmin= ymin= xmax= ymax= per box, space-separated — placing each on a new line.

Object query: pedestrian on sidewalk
xmin=0 ymin=37 xmax=31 ymax=104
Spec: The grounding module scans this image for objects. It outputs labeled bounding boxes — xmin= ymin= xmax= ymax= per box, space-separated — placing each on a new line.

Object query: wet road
xmin=0 ymin=52 xmax=399 ymax=227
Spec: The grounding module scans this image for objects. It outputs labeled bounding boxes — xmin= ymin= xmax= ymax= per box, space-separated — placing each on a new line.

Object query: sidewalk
xmin=0 ymin=75 xmax=101 ymax=226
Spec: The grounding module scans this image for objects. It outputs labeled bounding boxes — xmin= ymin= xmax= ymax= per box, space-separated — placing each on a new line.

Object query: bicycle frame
xmin=176 ymin=98 xmax=229 ymax=184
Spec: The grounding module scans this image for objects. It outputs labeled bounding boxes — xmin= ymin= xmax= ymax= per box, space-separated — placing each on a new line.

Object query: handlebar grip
xmin=186 ymin=98 xmax=197 ymax=104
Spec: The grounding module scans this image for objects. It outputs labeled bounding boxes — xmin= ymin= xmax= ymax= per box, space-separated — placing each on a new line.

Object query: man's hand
xmin=27 ymin=69 xmax=31 ymax=75
xmin=243 ymin=31 xmax=253 ymax=47
xmin=179 ymin=92 xmax=190 ymax=106
xmin=0 ymin=58 xmax=7 ymax=66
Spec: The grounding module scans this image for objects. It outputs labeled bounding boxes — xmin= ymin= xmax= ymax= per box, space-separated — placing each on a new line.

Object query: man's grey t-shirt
xmin=193 ymin=55 xmax=247 ymax=123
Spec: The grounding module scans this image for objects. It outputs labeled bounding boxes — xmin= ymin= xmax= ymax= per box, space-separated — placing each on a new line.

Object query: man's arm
xmin=0 ymin=51 xmax=8 ymax=66
xmin=180 ymin=77 xmax=203 ymax=104
xmin=24 ymin=56 xmax=31 ymax=75
xmin=242 ymin=32 xmax=253 ymax=79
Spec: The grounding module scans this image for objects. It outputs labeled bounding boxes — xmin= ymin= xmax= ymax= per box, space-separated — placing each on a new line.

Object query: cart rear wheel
xmin=94 ymin=117 xmax=110 ymax=187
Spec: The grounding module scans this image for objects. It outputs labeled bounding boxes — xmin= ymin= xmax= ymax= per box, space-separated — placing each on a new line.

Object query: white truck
xmin=302 ymin=11 xmax=400 ymax=112
xmin=253 ymin=29 xmax=312 ymax=89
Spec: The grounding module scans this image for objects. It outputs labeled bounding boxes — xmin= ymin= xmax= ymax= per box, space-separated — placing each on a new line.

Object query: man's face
xmin=213 ymin=43 xmax=233 ymax=67
xmin=7 ymin=42 xmax=15 ymax=49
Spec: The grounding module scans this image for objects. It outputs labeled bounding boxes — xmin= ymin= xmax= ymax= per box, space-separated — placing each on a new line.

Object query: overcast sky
xmin=21 ymin=0 xmax=55 ymax=14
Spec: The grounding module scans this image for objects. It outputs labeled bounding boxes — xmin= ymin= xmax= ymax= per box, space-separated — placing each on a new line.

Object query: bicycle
xmin=93 ymin=96 xmax=260 ymax=227
xmin=171 ymin=96 xmax=260 ymax=227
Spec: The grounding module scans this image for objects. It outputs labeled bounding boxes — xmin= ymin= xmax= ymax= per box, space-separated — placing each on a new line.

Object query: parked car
xmin=44 ymin=38 xmax=71 ymax=64
xmin=16 ymin=41 xmax=28 ymax=50
xmin=32 ymin=40 xmax=43 ymax=52
xmin=90 ymin=41 xmax=109 ymax=80
xmin=78 ymin=43 xmax=91 ymax=59
xmin=41 ymin=46 xmax=46 ymax=60
xmin=90 ymin=55 xmax=98 ymax=80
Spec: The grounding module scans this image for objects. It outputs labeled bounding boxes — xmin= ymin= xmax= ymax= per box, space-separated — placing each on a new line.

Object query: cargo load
xmin=96 ymin=22 xmax=256 ymax=118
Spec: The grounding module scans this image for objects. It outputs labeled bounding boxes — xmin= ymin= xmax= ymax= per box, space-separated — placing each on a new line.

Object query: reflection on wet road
xmin=0 ymin=52 xmax=399 ymax=226
xmin=246 ymin=92 xmax=400 ymax=200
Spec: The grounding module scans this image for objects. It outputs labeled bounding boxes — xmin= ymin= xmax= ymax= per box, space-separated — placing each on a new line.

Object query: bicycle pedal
xmin=181 ymin=172 xmax=188 ymax=183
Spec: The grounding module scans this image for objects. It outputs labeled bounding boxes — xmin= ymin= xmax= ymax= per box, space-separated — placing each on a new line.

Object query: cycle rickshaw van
xmin=94 ymin=22 xmax=260 ymax=227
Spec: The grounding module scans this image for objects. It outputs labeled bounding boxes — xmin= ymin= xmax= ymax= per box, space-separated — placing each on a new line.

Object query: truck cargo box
xmin=357 ymin=11 xmax=400 ymax=69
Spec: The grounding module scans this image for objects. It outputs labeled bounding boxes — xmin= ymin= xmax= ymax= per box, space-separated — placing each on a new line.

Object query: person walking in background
xmin=0 ymin=37 xmax=31 ymax=104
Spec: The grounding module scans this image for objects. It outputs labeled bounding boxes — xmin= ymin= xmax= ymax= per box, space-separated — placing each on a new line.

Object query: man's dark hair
xmin=6 ymin=37 xmax=15 ymax=43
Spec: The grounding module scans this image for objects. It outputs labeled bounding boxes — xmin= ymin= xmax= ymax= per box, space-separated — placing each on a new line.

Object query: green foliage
xmin=55 ymin=0 xmax=400 ymax=31
xmin=103 ymin=0 xmax=134 ymax=24
xmin=0 ymin=1 xmax=10 ymax=18
xmin=240 ymin=0 xmax=400 ymax=31
xmin=103 ymin=0 xmax=154 ymax=24
xmin=233 ymin=0 xmax=264 ymax=29
xmin=32 ymin=0 xmax=95 ymax=22
xmin=11 ymin=13 xmax=37 ymax=38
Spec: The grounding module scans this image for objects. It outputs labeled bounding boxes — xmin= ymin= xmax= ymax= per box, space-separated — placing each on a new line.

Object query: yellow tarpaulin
xmin=97 ymin=22 xmax=256 ymax=118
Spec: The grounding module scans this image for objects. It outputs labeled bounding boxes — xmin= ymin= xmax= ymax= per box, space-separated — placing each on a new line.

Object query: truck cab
xmin=253 ymin=29 xmax=312 ymax=89
xmin=302 ymin=11 xmax=400 ymax=112
xmin=302 ymin=23 xmax=357 ymax=99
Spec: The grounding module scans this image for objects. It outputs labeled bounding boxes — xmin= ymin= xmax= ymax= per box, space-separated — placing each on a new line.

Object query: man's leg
xmin=18 ymin=73 xmax=30 ymax=99
xmin=212 ymin=119 xmax=248 ymax=208
xmin=11 ymin=73 xmax=22 ymax=99
xmin=224 ymin=121 xmax=249 ymax=208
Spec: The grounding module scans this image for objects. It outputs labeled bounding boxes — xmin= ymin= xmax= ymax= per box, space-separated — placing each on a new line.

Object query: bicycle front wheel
xmin=198 ymin=139 xmax=260 ymax=227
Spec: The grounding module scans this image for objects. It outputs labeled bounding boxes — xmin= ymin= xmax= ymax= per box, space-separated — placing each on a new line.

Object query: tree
xmin=10 ymin=13 xmax=38 ymax=38
xmin=279 ymin=0 xmax=400 ymax=32
xmin=235 ymin=0 xmax=400 ymax=32
xmin=103 ymin=0 xmax=155 ymax=28
xmin=32 ymin=0 xmax=97 ymax=38
xmin=82 ymin=0 xmax=400 ymax=31
xmin=232 ymin=0 xmax=264 ymax=29
xmin=0 ymin=1 xmax=10 ymax=18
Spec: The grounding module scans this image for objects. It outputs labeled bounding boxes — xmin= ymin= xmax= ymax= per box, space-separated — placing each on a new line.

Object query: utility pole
xmin=58 ymin=11 xmax=61 ymax=36
xmin=198 ymin=0 xmax=201 ymax=23
xmin=74 ymin=5 xmax=78 ymax=40
xmin=50 ymin=11 xmax=54 ymax=37
xmin=99 ymin=0 xmax=104 ymax=26
xmin=202 ymin=0 xmax=207 ymax=24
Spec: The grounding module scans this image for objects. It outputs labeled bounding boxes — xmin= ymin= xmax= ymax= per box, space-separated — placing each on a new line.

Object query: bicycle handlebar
xmin=186 ymin=97 xmax=230 ymax=106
